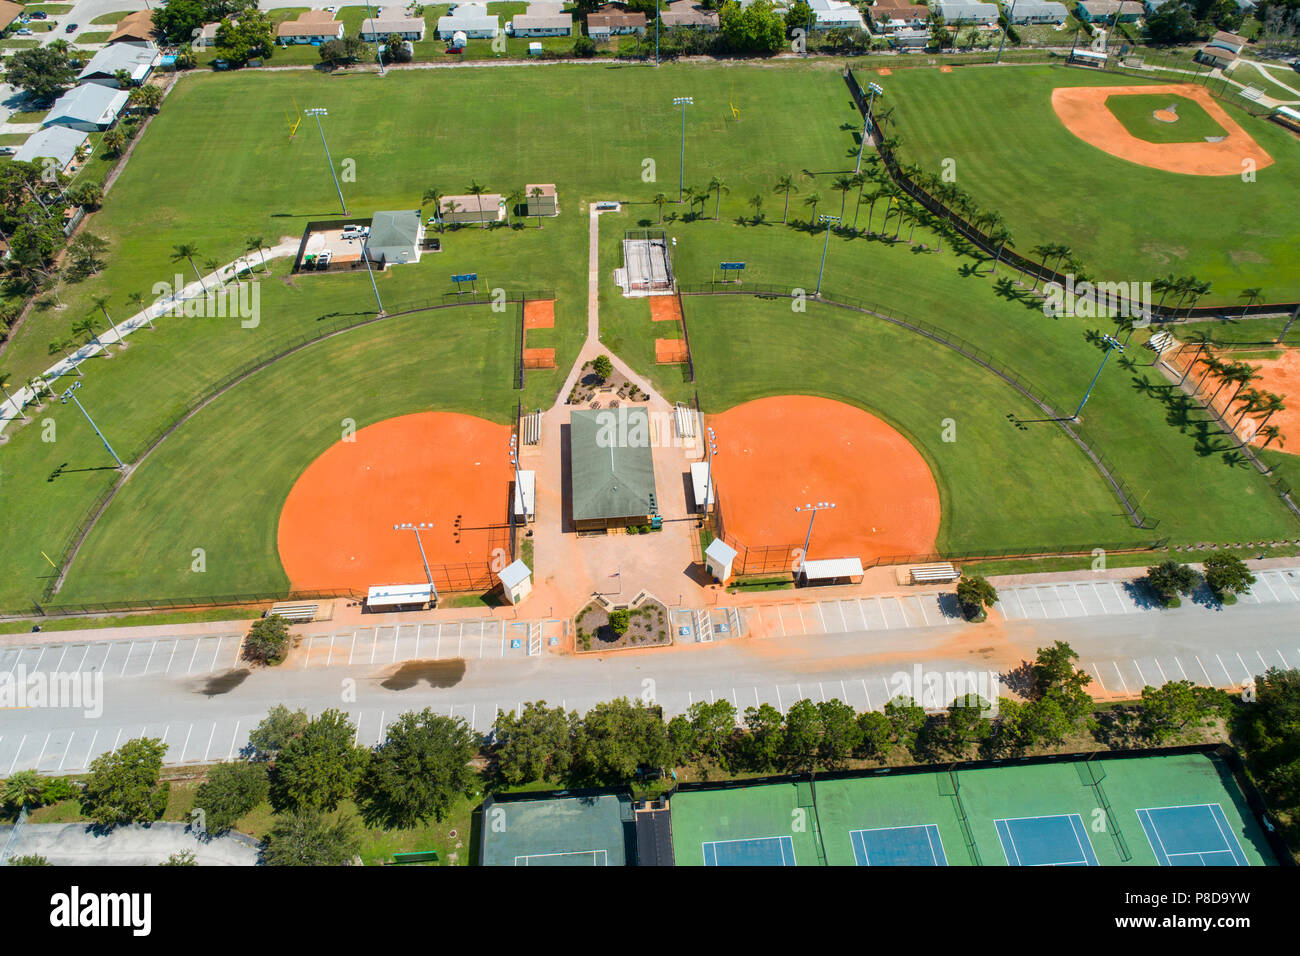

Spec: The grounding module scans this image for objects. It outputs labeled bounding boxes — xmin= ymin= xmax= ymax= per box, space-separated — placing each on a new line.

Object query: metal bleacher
xmin=910 ymin=563 xmax=959 ymax=584
xmin=268 ymin=602 xmax=318 ymax=623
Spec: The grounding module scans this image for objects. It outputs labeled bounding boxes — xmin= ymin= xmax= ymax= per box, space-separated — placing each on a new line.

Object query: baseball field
xmin=1 ymin=58 xmax=1297 ymax=610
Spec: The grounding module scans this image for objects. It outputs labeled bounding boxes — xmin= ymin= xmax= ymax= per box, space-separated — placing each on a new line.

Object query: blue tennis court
xmin=850 ymin=825 xmax=948 ymax=866
xmin=702 ymin=835 xmax=797 ymax=866
xmin=1136 ymin=804 xmax=1250 ymax=866
xmin=996 ymin=814 xmax=1099 ymax=866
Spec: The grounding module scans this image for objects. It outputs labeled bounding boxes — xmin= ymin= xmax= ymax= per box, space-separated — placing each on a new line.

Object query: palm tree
xmin=441 ymin=197 xmax=461 ymax=227
xmin=1209 ymin=361 xmax=1247 ymax=406
xmin=1226 ymin=363 xmax=1261 ymax=409
xmin=505 ymin=188 xmax=525 ymax=228
xmin=0 ymin=371 xmax=27 ymax=423
xmin=894 ymin=200 xmax=911 ymax=241
xmin=529 ymin=186 xmax=544 ymax=228
xmin=691 ymin=186 xmax=709 ymax=220
xmin=803 ymin=191 xmax=822 ymax=223
xmin=72 ymin=317 xmax=102 ymax=355
xmin=1233 ymin=387 xmax=1265 ymax=430
xmin=748 ymin=193 xmax=764 ymax=224
xmin=1195 ymin=350 xmax=1224 ymax=391
xmin=1238 ymin=287 xmax=1263 ymax=318
xmin=466 ymin=180 xmax=488 ymax=229
xmin=1177 ymin=329 xmax=1210 ymax=385
xmin=1028 ymin=244 xmax=1053 ymax=292
xmin=1 ymin=770 xmax=42 ymax=811
xmin=681 ymin=185 xmax=698 ymax=220
xmin=859 ymin=187 xmax=884 ymax=234
xmin=773 ymin=173 xmax=797 ymax=224
xmin=1153 ymin=272 xmax=1179 ymax=314
xmin=204 ymin=257 xmax=225 ymax=289
xmin=90 ymin=293 xmax=123 ymax=347
xmin=1279 ymin=305 xmax=1299 ymax=346
xmin=26 ymin=376 xmax=50 ymax=410
xmin=246 ymin=235 xmax=267 ymax=274
xmin=126 ymin=290 xmax=153 ymax=331
xmin=1049 ymin=244 xmax=1073 ymax=281
xmin=1187 ymin=280 xmax=1212 ymax=318
xmin=422 ymin=188 xmax=446 ymax=231
xmin=171 ymin=244 xmax=206 ymax=294
xmin=987 ymin=225 xmax=1012 ymax=273
xmin=652 ymin=192 xmax=669 ymax=223
xmin=832 ymin=175 xmax=854 ymax=219
xmin=49 ymin=338 xmax=83 ymax=376
xmin=708 ymin=176 xmax=728 ymax=220
xmin=1255 ymin=391 xmax=1287 ymax=430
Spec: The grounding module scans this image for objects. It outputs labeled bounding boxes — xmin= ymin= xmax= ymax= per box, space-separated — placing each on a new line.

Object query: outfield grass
xmin=1107 ymin=93 xmax=1227 ymax=144
xmin=879 ymin=63 xmax=1300 ymax=303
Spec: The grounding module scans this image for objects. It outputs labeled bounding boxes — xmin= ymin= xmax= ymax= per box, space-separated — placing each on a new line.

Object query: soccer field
xmin=877 ymin=63 xmax=1300 ymax=303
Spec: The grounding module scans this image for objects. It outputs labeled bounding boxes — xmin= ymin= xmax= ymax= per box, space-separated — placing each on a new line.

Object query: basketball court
xmin=277 ymin=412 xmax=511 ymax=591
xmin=705 ymin=395 xmax=941 ymax=563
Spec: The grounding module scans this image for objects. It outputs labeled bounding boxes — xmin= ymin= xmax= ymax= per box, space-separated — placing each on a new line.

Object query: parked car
xmin=16 ymin=27 xmax=32 ymax=35
xmin=0 ymin=146 xmax=15 ymax=156
xmin=30 ymin=10 xmax=48 ymax=19
xmin=65 ymin=22 xmax=78 ymax=33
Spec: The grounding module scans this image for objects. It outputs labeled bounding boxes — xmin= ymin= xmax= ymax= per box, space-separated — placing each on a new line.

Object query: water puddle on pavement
xmin=379 ymin=659 xmax=467 ymax=691
xmin=197 ymin=668 xmax=251 ymax=696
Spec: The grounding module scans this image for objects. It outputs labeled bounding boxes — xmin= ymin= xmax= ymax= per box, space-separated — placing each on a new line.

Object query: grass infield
xmin=1106 ymin=93 xmax=1228 ymax=144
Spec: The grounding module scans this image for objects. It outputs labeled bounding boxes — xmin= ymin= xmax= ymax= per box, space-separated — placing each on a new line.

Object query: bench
xmin=910 ymin=563 xmax=959 ymax=584
xmin=267 ymin=602 xmax=318 ymax=623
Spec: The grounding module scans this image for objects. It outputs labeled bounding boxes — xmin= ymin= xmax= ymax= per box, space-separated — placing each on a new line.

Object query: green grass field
xmin=1107 ymin=93 xmax=1226 ymax=143
xmin=1 ymin=59 xmax=1297 ymax=612
xmin=879 ymin=63 xmax=1300 ymax=303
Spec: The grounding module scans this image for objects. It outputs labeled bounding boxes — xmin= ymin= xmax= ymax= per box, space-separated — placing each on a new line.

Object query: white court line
xmin=1257 ymin=650 xmax=1269 ymax=670
xmin=1255 ymin=575 xmax=1279 ymax=601
xmin=75 ymin=644 xmax=91 ymax=673
xmin=57 ymin=732 xmax=75 ymax=771
xmin=31 ymin=646 xmax=47 ymax=673
xmin=414 ymin=624 xmax=422 ymax=658
xmin=165 ymin=639 xmax=180 ymax=675
xmin=775 ymin=686 xmax=783 ymax=712
xmin=393 ymin=628 xmax=400 ymax=663
xmin=202 ymin=724 xmax=216 ymax=761
xmin=1154 ymin=659 xmax=1167 ymax=684
xmin=1009 ymin=589 xmax=1028 ymax=619
xmin=33 ymin=734 xmax=50 ymax=771
xmin=327 ymin=635 xmax=336 ymax=667
xmin=914 ymin=596 xmax=929 ymax=626
xmin=818 ymin=682 xmax=826 ymax=703
xmin=143 ymin=640 xmax=158 ymax=675
xmin=1280 ymin=651 xmax=1291 ymax=668
xmin=1109 ymin=581 xmax=1131 ymax=613
xmin=187 ymin=639 xmax=201 ymax=674
xmin=370 ymin=632 xmax=379 ymax=664
xmin=81 ymin=729 xmax=99 ymax=771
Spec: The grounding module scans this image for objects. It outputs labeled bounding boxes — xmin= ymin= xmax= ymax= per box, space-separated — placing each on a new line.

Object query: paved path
xmin=0 ymin=237 xmax=299 ymax=435
xmin=5 ymin=822 xmax=258 ymax=866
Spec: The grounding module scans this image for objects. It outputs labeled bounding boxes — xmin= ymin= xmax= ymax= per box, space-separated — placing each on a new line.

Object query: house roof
xmin=1008 ymin=0 xmax=1068 ymax=15
xmin=660 ymin=1 xmax=720 ymax=26
xmin=872 ymin=3 xmax=929 ymax=19
xmin=802 ymin=557 xmax=864 ymax=580
xmin=277 ymin=17 xmax=342 ymax=37
xmin=442 ymin=193 xmax=503 ymax=210
xmin=498 ymin=560 xmax=531 ymax=589
xmin=514 ymin=11 xmax=574 ymax=29
xmin=78 ymin=42 xmax=158 ymax=81
xmin=12 ymin=126 xmax=88 ymax=169
xmin=1076 ymin=0 xmax=1143 ymax=12
xmin=0 ymin=0 xmax=24 ymax=32
xmin=364 ymin=15 xmax=428 ymax=32
xmin=109 ymin=9 xmax=155 ymax=42
xmin=366 ymin=210 xmax=422 ymax=249
xmin=1209 ymin=29 xmax=1245 ymax=51
xmin=569 ymin=408 xmax=658 ymax=522
xmin=588 ymin=11 xmax=648 ymax=27
xmin=525 ymin=183 xmax=557 ymax=197
xmin=935 ymin=1 xmax=1000 ymax=16
xmin=705 ymin=537 xmax=737 ymax=564
xmin=44 ymin=84 xmax=129 ymax=127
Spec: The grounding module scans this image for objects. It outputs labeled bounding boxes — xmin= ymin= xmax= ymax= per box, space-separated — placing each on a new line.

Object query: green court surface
xmin=675 ymin=750 xmax=1279 ymax=866
xmin=478 ymin=792 xmax=634 ymax=866
xmin=1105 ymin=93 xmax=1227 ymax=144
xmin=670 ymin=780 xmax=824 ymax=866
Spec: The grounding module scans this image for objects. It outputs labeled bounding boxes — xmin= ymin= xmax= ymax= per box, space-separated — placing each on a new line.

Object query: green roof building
xmin=569 ymin=407 xmax=658 ymax=531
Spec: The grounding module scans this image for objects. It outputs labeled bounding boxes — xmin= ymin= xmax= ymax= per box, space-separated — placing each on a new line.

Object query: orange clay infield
xmin=1245 ymin=351 xmax=1300 ymax=448
xmin=277 ymin=412 xmax=511 ymax=590
xmin=706 ymin=395 xmax=941 ymax=562
xmin=649 ymin=296 xmax=682 ymax=322
xmin=523 ymin=347 xmax=556 ymax=368
xmin=1051 ymin=83 xmax=1274 ymax=176
xmin=523 ymin=299 xmax=555 ymax=329
xmin=655 ymin=338 xmax=689 ymax=364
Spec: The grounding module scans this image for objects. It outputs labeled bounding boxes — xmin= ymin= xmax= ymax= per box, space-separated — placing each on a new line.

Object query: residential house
xmin=1074 ymin=0 xmax=1144 ymax=22
xmin=1004 ymin=0 xmax=1069 ymax=23
xmin=435 ymin=3 xmax=497 ymax=40
xmin=364 ymin=210 xmax=425 ymax=266
xmin=934 ymin=1 xmax=1000 ymax=24
xmin=197 ymin=22 xmax=221 ymax=47
xmin=511 ymin=2 xmax=574 ymax=36
xmin=276 ymin=11 xmax=345 ymax=44
xmin=1195 ymin=30 xmax=1247 ymax=67
xmin=109 ymin=9 xmax=156 ymax=45
xmin=889 ymin=26 xmax=932 ymax=47
xmin=42 ymin=84 xmax=130 ymax=132
xmin=76 ymin=42 xmax=160 ymax=87
xmin=587 ymin=5 xmax=647 ymax=38
xmin=659 ymin=0 xmax=721 ymax=29
xmin=12 ymin=126 xmax=89 ymax=173
xmin=809 ymin=0 xmax=868 ymax=29
xmin=0 ymin=0 xmax=25 ymax=35
xmin=869 ymin=2 xmax=931 ymax=32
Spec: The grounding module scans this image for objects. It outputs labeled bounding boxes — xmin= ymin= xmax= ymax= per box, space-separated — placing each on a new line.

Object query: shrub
xmin=244 ymin=614 xmax=290 ymax=665
xmin=609 ymin=609 xmax=630 ymax=636
xmin=1145 ymin=560 xmax=1199 ymax=608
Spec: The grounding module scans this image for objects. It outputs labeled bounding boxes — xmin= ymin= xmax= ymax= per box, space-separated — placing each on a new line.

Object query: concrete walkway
xmin=5 ymin=822 xmax=259 ymax=866
xmin=0 ymin=237 xmax=300 ymax=436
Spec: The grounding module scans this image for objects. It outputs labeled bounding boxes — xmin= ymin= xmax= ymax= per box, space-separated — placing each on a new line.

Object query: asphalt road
xmin=1 ymin=575 xmax=1298 ymax=775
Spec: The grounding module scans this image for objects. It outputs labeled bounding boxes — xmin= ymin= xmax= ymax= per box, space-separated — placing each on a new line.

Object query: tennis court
xmin=479 ymin=792 xmax=634 ymax=867
xmin=702 ymin=835 xmax=797 ymax=866
xmin=995 ymin=814 xmax=1100 ymax=866
xmin=1136 ymin=804 xmax=1250 ymax=866
xmin=850 ymin=825 xmax=948 ymax=866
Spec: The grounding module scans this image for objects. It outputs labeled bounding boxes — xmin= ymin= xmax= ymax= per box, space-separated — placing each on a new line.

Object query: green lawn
xmin=88 ymin=10 xmax=130 ymax=24
xmin=1107 ymin=93 xmax=1227 ymax=143
xmin=878 ymin=63 xmax=1300 ymax=303
xmin=77 ymin=30 xmax=112 ymax=43
xmin=2 ymin=59 xmax=1296 ymax=611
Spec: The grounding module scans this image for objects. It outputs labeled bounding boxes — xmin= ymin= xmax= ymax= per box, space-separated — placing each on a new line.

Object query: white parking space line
xmin=1235 ymin=652 xmax=1253 ymax=682
xmin=1194 ymin=655 xmax=1213 ymax=685
xmin=1214 ymin=654 xmax=1234 ymax=685
xmin=1174 ymin=657 xmax=1189 ymax=681
xmin=1091 ymin=664 xmax=1108 ymax=693
xmin=1112 ymin=661 xmax=1129 ymax=695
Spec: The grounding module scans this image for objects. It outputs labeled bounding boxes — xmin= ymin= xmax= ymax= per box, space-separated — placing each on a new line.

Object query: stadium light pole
xmin=1072 ymin=334 xmax=1124 ymax=421
xmin=654 ymin=0 xmax=659 ymax=65
xmin=704 ymin=425 xmax=717 ymax=518
xmin=304 ymin=108 xmax=347 ymax=216
xmin=673 ymin=96 xmax=693 ymax=203
xmin=509 ymin=435 xmax=525 ymax=528
xmin=61 ymin=381 xmax=123 ymax=470
xmin=795 ymin=502 xmax=836 ymax=567
xmin=359 ymin=241 xmax=384 ymax=314
xmin=815 ymin=214 xmax=840 ymax=297
xmin=363 ymin=0 xmax=386 ymax=75
xmin=995 ymin=0 xmax=1017 ymax=64
xmin=394 ymin=522 xmax=438 ymax=602
xmin=856 ymin=82 xmax=883 ymax=172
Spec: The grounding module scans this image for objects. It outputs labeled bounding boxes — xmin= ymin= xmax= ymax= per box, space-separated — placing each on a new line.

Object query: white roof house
xmin=436 ymin=3 xmax=499 ymax=39
xmin=42 ymin=84 xmax=130 ymax=132
xmin=77 ymin=41 xmax=159 ymax=87
xmin=1004 ymin=0 xmax=1068 ymax=22
xmin=935 ymin=0 xmax=1000 ymax=22
xmin=364 ymin=209 xmax=425 ymax=265
xmin=12 ymin=126 xmax=88 ymax=171
xmin=809 ymin=0 xmax=867 ymax=29
xmin=361 ymin=8 xmax=427 ymax=41
xmin=512 ymin=2 xmax=574 ymax=35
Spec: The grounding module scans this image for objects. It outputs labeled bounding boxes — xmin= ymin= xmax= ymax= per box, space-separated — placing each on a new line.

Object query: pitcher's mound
xmin=1153 ymin=107 xmax=1178 ymax=123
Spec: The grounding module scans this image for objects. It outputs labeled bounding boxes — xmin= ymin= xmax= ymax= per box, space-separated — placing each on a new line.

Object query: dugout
xmin=365 ymin=582 xmax=433 ymax=611
xmin=799 ymin=557 xmax=864 ymax=587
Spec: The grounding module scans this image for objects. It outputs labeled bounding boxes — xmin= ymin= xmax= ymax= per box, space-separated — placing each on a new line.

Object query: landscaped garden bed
xmin=567 ymin=356 xmax=650 ymax=406
xmin=575 ymin=596 xmax=671 ymax=651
